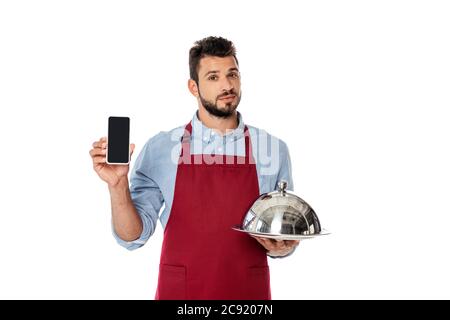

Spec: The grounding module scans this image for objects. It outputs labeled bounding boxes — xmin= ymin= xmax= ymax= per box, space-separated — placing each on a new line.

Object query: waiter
xmin=89 ymin=36 xmax=299 ymax=300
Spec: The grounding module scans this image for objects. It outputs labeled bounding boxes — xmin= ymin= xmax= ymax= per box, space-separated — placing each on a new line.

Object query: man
xmin=89 ymin=36 xmax=299 ymax=300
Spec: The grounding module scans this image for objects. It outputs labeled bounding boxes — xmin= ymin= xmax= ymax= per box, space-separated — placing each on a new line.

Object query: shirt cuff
xmin=267 ymin=245 xmax=297 ymax=259
xmin=111 ymin=220 xmax=147 ymax=251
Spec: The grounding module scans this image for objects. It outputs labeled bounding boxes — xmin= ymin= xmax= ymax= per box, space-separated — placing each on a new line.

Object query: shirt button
xmin=218 ymin=147 xmax=223 ymax=153
xmin=203 ymin=137 xmax=208 ymax=142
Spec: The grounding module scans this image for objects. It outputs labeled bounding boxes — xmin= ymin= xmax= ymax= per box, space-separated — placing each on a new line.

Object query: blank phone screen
xmin=107 ymin=116 xmax=130 ymax=164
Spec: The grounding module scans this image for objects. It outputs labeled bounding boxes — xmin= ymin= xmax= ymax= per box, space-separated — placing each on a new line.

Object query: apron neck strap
xmin=180 ymin=121 xmax=253 ymax=162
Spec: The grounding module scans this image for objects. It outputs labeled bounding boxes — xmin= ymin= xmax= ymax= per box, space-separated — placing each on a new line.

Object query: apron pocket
xmin=247 ymin=266 xmax=271 ymax=300
xmin=157 ymin=264 xmax=187 ymax=300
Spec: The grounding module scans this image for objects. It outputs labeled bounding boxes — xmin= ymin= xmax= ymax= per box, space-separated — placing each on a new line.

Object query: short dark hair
xmin=189 ymin=36 xmax=238 ymax=84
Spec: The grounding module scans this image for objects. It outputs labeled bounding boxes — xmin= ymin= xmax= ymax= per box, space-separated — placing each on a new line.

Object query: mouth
xmin=218 ymin=95 xmax=236 ymax=101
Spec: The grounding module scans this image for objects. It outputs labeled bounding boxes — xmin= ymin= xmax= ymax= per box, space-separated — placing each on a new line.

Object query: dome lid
xmin=233 ymin=181 xmax=329 ymax=240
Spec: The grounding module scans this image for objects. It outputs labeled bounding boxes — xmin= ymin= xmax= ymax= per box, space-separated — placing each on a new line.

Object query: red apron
xmin=155 ymin=121 xmax=271 ymax=300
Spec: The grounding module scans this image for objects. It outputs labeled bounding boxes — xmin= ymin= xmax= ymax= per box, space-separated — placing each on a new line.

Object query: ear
xmin=188 ymin=79 xmax=199 ymax=97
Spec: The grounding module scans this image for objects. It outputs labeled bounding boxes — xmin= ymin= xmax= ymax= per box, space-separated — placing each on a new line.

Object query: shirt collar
xmin=191 ymin=110 xmax=246 ymax=143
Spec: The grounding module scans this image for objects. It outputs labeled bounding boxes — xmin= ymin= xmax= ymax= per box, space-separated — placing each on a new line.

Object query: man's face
xmin=196 ymin=55 xmax=241 ymax=118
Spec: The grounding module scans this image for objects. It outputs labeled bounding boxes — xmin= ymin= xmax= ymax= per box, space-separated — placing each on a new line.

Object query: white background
xmin=0 ymin=0 xmax=449 ymax=299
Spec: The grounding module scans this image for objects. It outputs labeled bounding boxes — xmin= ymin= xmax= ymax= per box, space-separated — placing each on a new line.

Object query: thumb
xmin=130 ymin=143 xmax=136 ymax=156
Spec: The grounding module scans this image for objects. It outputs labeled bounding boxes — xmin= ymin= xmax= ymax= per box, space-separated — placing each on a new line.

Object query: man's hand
xmin=89 ymin=136 xmax=143 ymax=241
xmin=89 ymin=136 xmax=135 ymax=187
xmin=252 ymin=236 xmax=300 ymax=257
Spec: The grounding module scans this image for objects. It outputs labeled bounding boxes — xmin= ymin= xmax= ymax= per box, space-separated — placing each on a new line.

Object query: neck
xmin=197 ymin=106 xmax=238 ymax=135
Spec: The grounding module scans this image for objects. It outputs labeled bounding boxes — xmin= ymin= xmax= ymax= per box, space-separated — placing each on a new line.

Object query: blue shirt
xmin=113 ymin=111 xmax=294 ymax=251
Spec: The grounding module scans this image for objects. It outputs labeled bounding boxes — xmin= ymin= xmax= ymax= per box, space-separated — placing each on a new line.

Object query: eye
xmin=228 ymin=72 xmax=240 ymax=79
xmin=208 ymin=75 xmax=218 ymax=81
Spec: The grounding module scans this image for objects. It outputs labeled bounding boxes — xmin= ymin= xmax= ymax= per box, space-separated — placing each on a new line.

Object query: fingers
xmin=285 ymin=240 xmax=300 ymax=248
xmin=92 ymin=156 xmax=106 ymax=164
xmin=89 ymin=148 xmax=106 ymax=157
xmin=89 ymin=137 xmax=136 ymax=161
xmin=252 ymin=236 xmax=286 ymax=251
xmin=90 ymin=137 xmax=106 ymax=158
xmin=92 ymin=137 xmax=107 ymax=149
xmin=251 ymin=236 xmax=300 ymax=256
xmin=273 ymin=239 xmax=288 ymax=250
xmin=89 ymin=137 xmax=107 ymax=166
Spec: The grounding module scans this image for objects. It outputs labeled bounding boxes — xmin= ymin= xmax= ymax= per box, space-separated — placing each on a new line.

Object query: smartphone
xmin=107 ymin=116 xmax=130 ymax=165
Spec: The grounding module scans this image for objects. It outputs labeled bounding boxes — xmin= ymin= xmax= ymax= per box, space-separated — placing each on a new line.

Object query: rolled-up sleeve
xmin=113 ymin=138 xmax=164 ymax=251
xmin=275 ymin=139 xmax=294 ymax=192
xmin=269 ymin=139 xmax=297 ymax=259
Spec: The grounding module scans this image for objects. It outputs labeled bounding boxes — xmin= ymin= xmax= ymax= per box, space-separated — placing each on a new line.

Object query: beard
xmin=199 ymin=89 xmax=241 ymax=119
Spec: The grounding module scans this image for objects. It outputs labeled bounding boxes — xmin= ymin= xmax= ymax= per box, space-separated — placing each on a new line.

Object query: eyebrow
xmin=204 ymin=68 xmax=240 ymax=78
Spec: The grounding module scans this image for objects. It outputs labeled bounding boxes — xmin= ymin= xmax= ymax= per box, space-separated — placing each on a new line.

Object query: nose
xmin=220 ymin=77 xmax=234 ymax=93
